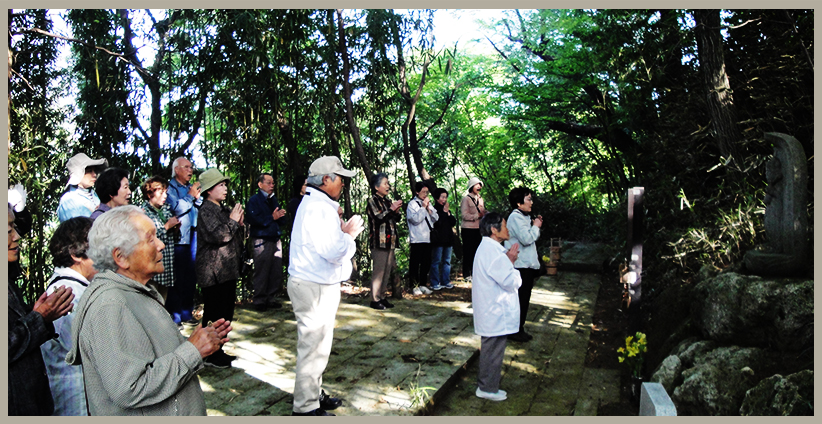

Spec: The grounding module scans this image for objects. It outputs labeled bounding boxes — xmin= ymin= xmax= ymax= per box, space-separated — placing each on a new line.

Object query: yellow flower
xmin=542 ymin=255 xmax=550 ymax=263
xmin=618 ymin=357 xmax=625 ymax=363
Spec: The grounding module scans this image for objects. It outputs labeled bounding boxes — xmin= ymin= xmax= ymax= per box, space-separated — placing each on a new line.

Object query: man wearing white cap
xmin=57 ymin=153 xmax=108 ymax=222
xmin=288 ymin=156 xmax=364 ymax=416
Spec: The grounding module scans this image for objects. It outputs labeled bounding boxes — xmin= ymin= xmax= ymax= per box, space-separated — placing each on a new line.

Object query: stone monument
xmin=743 ymin=132 xmax=809 ymax=276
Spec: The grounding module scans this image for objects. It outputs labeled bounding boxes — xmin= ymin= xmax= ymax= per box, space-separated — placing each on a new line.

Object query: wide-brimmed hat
xmin=66 ymin=153 xmax=108 ymax=186
xmin=308 ymin=156 xmax=357 ymax=178
xmin=199 ymin=168 xmax=230 ymax=193
xmin=466 ymin=177 xmax=483 ymax=193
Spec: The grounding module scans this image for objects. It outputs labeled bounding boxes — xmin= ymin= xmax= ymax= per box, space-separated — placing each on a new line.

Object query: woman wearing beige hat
xmin=195 ymin=168 xmax=244 ymax=369
xmin=57 ymin=153 xmax=108 ymax=222
xmin=460 ymin=177 xmax=486 ymax=280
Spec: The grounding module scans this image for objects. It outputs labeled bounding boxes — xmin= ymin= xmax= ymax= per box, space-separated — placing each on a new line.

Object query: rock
xmin=739 ymin=370 xmax=813 ymax=416
xmin=672 ymin=346 xmax=768 ymax=415
xmin=672 ymin=338 xmax=717 ymax=367
xmin=691 ymin=272 xmax=813 ymax=350
xmin=695 ymin=264 xmax=719 ymax=283
xmin=650 ymin=355 xmax=682 ymax=393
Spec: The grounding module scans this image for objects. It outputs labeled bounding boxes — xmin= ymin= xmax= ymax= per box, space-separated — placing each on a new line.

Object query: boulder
xmin=691 ymin=272 xmax=813 ymax=350
xmin=672 ymin=346 xmax=768 ymax=415
xmin=739 ymin=370 xmax=813 ymax=416
xmin=650 ymin=355 xmax=682 ymax=393
xmin=672 ymin=338 xmax=717 ymax=366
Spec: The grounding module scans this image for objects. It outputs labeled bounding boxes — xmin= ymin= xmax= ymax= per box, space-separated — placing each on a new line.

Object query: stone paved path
xmin=190 ymin=242 xmax=616 ymax=416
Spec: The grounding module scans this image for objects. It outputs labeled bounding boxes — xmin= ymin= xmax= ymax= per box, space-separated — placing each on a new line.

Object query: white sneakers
xmin=412 ymin=286 xmax=423 ymax=295
xmin=475 ymin=388 xmax=507 ymax=401
xmin=419 ymin=286 xmax=433 ymax=294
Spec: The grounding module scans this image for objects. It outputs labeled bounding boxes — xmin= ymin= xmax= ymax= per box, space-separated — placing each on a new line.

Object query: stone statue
xmin=743 ymin=133 xmax=809 ymax=276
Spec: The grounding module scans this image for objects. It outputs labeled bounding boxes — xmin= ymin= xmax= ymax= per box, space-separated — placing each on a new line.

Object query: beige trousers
xmin=287 ymin=276 xmax=341 ymax=413
xmin=370 ymin=248 xmax=395 ymax=302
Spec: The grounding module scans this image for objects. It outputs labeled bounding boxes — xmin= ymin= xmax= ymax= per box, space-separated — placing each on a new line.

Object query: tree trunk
xmin=336 ymin=9 xmax=372 ymax=180
xmin=693 ymin=9 xmax=742 ymax=171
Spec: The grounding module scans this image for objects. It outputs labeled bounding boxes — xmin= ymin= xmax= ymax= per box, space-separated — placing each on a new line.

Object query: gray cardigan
xmin=67 ymin=270 xmax=206 ymax=415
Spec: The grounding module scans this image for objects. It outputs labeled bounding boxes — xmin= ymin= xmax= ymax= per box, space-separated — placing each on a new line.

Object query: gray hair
xmin=87 ymin=205 xmax=146 ymax=272
xmin=479 ymin=212 xmax=505 ymax=237
xmin=307 ymin=173 xmax=337 ymax=187
xmin=171 ymin=157 xmax=186 ymax=179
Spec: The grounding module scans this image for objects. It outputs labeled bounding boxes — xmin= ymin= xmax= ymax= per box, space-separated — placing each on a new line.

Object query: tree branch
xmin=15 ymin=27 xmax=153 ymax=80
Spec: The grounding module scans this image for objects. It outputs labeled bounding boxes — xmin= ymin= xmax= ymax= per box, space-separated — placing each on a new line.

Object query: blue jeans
xmin=430 ymin=245 xmax=452 ymax=288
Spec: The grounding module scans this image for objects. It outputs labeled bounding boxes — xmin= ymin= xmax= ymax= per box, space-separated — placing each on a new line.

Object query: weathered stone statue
xmin=743 ymin=132 xmax=809 ymax=276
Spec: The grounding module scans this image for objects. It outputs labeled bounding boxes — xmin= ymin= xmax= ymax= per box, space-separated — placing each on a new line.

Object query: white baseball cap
xmin=308 ymin=156 xmax=356 ymax=178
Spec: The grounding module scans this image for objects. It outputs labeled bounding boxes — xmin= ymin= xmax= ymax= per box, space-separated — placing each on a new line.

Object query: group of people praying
xmin=9 ymin=152 xmax=546 ymax=415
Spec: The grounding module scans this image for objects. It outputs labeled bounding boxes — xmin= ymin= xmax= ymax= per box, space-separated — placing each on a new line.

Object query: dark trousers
xmin=478 ymin=335 xmax=507 ymax=392
xmin=409 ymin=242 xmax=432 ymax=288
xmin=516 ymin=268 xmax=540 ymax=333
xmin=202 ymin=280 xmax=236 ymax=354
xmin=167 ymin=242 xmax=197 ymax=323
xmin=461 ymin=228 xmax=482 ymax=277
xmin=251 ymin=238 xmax=283 ymax=306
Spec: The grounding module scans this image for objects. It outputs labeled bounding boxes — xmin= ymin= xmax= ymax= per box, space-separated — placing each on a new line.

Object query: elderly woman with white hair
xmin=66 ymin=205 xmax=232 ymax=416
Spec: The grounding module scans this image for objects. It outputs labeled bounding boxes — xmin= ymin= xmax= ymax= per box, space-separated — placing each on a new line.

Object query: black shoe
xmin=379 ymin=298 xmax=395 ymax=308
xmin=204 ymin=353 xmax=232 ymax=369
xmin=507 ymin=332 xmax=530 ymax=343
xmin=370 ymin=301 xmax=387 ymax=310
xmin=252 ymin=303 xmax=268 ymax=312
xmin=267 ymin=301 xmax=283 ymax=309
xmin=292 ymin=408 xmax=335 ymax=416
xmin=523 ymin=331 xmax=534 ymax=341
xmin=319 ymin=390 xmax=343 ymax=410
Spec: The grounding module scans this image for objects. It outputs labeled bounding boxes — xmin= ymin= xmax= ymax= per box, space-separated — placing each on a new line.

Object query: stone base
xmin=743 ymin=251 xmax=808 ymax=277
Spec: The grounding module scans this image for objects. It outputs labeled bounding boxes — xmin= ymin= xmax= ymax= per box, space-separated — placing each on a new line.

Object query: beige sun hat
xmin=66 ymin=153 xmax=108 ymax=186
xmin=198 ymin=168 xmax=230 ymax=193
xmin=466 ymin=177 xmax=483 ymax=193
xmin=308 ymin=156 xmax=357 ymax=178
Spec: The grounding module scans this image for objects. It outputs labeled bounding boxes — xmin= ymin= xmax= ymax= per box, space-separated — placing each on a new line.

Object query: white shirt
xmin=472 ymin=237 xmax=522 ymax=337
xmin=406 ymin=196 xmax=439 ymax=243
xmin=288 ymin=186 xmax=356 ymax=285
xmin=40 ymin=267 xmax=91 ymax=415
xmin=504 ymin=209 xmax=542 ymax=270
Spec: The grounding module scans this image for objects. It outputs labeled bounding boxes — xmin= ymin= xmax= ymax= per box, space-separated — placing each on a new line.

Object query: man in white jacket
xmin=288 ymin=156 xmax=364 ymax=416
xmin=472 ymin=212 xmax=521 ymax=401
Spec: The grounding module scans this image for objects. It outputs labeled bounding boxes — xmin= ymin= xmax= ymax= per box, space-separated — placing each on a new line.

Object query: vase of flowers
xmin=617 ymin=332 xmax=647 ymax=404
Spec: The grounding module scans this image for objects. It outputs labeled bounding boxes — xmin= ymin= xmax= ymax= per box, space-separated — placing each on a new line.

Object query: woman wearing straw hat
xmin=195 ymin=168 xmax=245 ymax=369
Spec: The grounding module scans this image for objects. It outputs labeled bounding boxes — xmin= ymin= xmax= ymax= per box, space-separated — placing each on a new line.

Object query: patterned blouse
xmin=141 ymin=201 xmax=180 ymax=287
xmin=367 ymin=194 xmax=401 ymax=250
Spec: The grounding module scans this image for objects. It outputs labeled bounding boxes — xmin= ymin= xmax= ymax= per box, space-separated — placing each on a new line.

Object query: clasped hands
xmin=189 ymin=318 xmax=232 ymax=359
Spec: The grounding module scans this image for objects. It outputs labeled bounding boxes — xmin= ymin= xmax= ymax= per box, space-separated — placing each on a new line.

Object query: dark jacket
xmin=8 ymin=279 xmax=56 ymax=416
xmin=367 ymin=193 xmax=401 ymax=250
xmin=195 ymin=200 xmax=244 ymax=288
xmin=245 ymin=190 xmax=288 ymax=241
xmin=431 ymin=201 xmax=457 ymax=247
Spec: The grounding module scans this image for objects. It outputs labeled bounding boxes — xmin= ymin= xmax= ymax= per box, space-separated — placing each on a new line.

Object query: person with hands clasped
xmin=195 ymin=168 xmax=245 ymax=369
xmin=67 ymin=205 xmax=231 ymax=415
xmin=407 ymin=181 xmax=439 ymax=295
xmin=430 ymin=187 xmax=457 ymax=290
xmin=246 ymin=172 xmax=289 ymax=311
xmin=166 ymin=157 xmax=202 ymax=325
xmin=460 ymin=177 xmax=486 ymax=280
xmin=505 ymin=187 xmax=543 ymax=343
xmin=471 ymin=212 xmax=522 ymax=402
xmin=288 ymin=156 xmax=362 ymax=416
xmin=366 ymin=173 xmax=403 ymax=309
xmin=140 ymin=176 xmax=181 ymax=302
xmin=9 ymin=203 xmax=75 ymax=416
